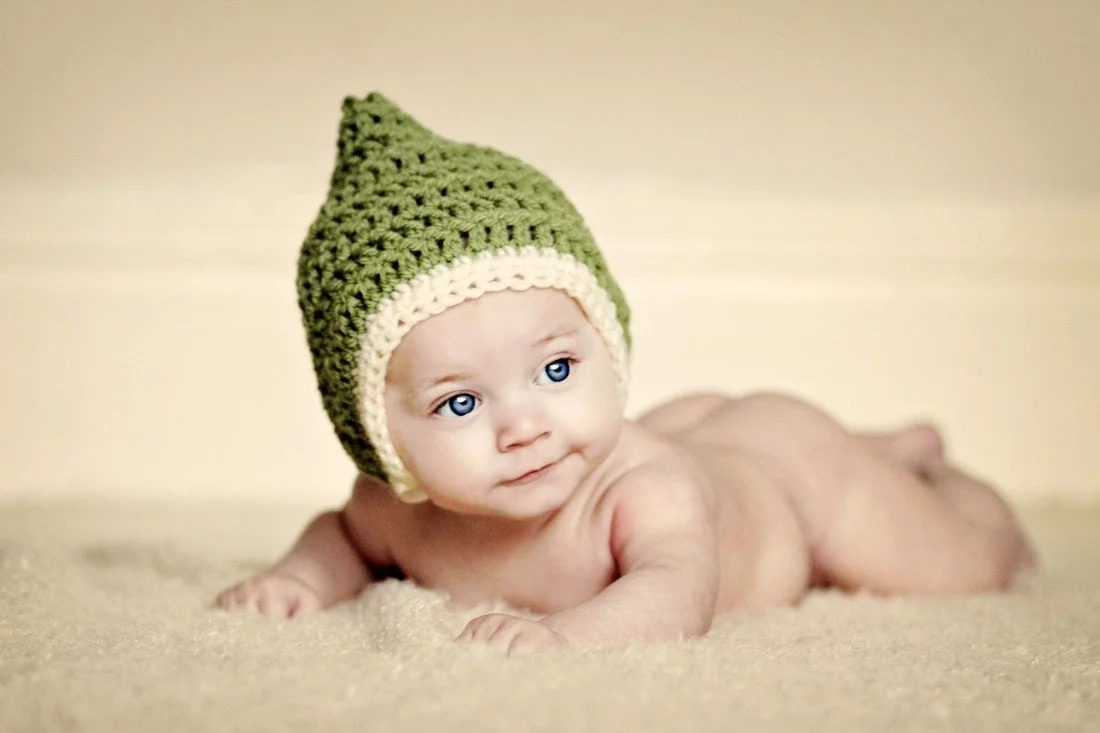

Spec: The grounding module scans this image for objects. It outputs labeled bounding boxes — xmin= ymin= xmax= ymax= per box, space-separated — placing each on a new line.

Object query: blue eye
xmin=435 ymin=393 xmax=478 ymax=418
xmin=542 ymin=358 xmax=571 ymax=384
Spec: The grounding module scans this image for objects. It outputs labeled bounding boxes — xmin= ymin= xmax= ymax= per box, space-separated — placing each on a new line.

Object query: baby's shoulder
xmin=341 ymin=472 xmax=410 ymax=567
xmin=599 ymin=427 xmax=718 ymax=557
xmin=604 ymin=424 xmax=714 ymax=510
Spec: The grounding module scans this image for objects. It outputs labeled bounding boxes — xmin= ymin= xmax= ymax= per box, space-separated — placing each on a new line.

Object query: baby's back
xmin=638 ymin=392 xmax=839 ymax=611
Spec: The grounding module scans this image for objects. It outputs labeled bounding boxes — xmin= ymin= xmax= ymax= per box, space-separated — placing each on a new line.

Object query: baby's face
xmin=384 ymin=288 xmax=624 ymax=519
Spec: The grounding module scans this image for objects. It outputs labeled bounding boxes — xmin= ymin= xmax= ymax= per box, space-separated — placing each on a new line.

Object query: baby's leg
xmin=814 ymin=436 xmax=1034 ymax=595
xmin=853 ymin=425 xmax=1035 ymax=567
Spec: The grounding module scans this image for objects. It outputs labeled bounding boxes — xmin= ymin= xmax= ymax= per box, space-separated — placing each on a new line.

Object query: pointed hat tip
xmin=340 ymin=92 xmax=430 ymax=136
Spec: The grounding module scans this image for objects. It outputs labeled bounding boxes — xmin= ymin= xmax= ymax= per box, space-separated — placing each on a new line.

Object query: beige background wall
xmin=2 ymin=0 xmax=1098 ymax=506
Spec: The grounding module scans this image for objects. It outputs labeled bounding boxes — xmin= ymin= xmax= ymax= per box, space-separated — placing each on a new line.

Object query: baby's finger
xmin=213 ymin=588 xmax=232 ymax=610
xmin=457 ymin=615 xmax=488 ymax=640
xmin=506 ymin=633 xmax=543 ymax=657
xmin=216 ymin=585 xmax=249 ymax=611
xmin=256 ymin=592 xmax=289 ymax=618
xmin=457 ymin=614 xmax=509 ymax=643
xmin=507 ymin=629 xmax=563 ymax=657
xmin=456 ymin=620 xmax=485 ymax=642
xmin=289 ymin=592 xmax=321 ymax=618
xmin=241 ymin=588 xmax=261 ymax=614
xmin=481 ymin=620 xmax=524 ymax=652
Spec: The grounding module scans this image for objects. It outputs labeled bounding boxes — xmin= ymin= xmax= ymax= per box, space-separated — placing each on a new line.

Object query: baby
xmin=215 ymin=93 xmax=1035 ymax=655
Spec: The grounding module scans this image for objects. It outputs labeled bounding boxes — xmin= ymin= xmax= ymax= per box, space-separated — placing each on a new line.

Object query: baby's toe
xmin=898 ymin=423 xmax=945 ymax=467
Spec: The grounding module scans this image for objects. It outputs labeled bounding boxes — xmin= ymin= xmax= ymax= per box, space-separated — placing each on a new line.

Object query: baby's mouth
xmin=502 ymin=459 xmax=559 ymax=486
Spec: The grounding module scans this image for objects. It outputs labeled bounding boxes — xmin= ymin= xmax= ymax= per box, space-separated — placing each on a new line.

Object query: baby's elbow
xmin=681 ymin=581 xmax=719 ymax=638
xmin=973 ymin=558 xmax=1014 ymax=593
xmin=657 ymin=606 xmax=711 ymax=643
xmin=650 ymin=581 xmax=715 ymax=641
xmin=684 ymin=614 xmax=713 ymax=640
xmin=970 ymin=536 xmax=1029 ymax=592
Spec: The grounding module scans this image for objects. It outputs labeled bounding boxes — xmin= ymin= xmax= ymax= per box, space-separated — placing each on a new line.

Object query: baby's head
xmin=297 ymin=93 xmax=631 ymax=504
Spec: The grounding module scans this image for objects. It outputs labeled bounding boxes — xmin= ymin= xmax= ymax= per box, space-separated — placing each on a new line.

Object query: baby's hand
xmin=457 ymin=613 xmax=569 ymax=656
xmin=214 ymin=572 xmax=323 ymax=619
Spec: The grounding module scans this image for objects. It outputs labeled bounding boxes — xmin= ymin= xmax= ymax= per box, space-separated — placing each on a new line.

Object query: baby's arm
xmin=460 ymin=466 xmax=721 ymax=654
xmin=215 ymin=478 xmax=381 ymax=618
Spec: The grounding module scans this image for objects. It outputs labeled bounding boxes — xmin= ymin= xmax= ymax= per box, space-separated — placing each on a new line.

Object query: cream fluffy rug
xmin=2 ymin=500 xmax=1098 ymax=732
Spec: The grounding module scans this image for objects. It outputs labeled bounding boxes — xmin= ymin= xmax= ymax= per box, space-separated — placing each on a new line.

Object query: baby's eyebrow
xmin=407 ymin=372 xmax=472 ymax=396
xmin=531 ymin=324 xmax=580 ymax=348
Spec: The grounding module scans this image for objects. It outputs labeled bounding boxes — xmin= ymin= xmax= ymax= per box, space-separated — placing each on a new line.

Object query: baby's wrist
xmin=268 ymin=569 xmax=323 ymax=597
xmin=539 ymin=620 xmax=576 ymax=648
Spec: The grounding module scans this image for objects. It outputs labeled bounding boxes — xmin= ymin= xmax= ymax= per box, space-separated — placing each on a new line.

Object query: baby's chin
xmin=453 ymin=481 xmax=569 ymax=521
xmin=414 ymin=480 xmax=569 ymax=521
xmin=492 ymin=489 xmax=573 ymax=520
xmin=459 ymin=483 xmax=575 ymax=522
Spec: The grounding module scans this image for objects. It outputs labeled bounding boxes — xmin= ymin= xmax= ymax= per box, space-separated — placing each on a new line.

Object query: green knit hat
xmin=297 ymin=92 xmax=631 ymax=502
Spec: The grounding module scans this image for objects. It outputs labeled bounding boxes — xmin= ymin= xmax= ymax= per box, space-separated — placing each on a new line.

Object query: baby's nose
xmin=496 ymin=403 xmax=550 ymax=451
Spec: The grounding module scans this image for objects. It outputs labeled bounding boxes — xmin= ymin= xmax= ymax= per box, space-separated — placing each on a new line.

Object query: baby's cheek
xmin=569 ymin=388 xmax=622 ymax=449
xmin=420 ymin=430 xmax=488 ymax=480
xmin=389 ymin=423 xmax=447 ymax=486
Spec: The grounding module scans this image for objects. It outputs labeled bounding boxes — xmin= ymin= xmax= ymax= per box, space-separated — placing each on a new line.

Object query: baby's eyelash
xmin=431 ymin=392 xmax=480 ymax=418
xmin=428 ymin=393 xmax=458 ymax=414
xmin=538 ymin=355 xmax=578 ymax=385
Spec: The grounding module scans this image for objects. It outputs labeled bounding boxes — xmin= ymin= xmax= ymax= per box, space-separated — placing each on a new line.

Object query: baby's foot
xmin=864 ymin=423 xmax=945 ymax=471
xmin=214 ymin=572 xmax=323 ymax=619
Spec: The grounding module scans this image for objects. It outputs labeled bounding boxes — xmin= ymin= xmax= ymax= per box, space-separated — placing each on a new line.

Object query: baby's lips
xmin=502 ymin=459 xmax=558 ymax=485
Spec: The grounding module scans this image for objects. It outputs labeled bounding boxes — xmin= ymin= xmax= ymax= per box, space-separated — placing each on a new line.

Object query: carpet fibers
xmin=2 ymin=501 xmax=1097 ymax=732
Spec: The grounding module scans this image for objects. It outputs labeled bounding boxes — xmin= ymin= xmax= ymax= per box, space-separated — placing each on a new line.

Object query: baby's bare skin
xmin=217 ymin=290 xmax=1034 ymax=655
